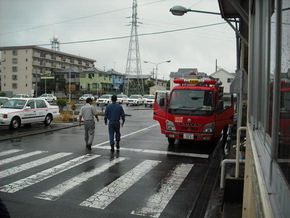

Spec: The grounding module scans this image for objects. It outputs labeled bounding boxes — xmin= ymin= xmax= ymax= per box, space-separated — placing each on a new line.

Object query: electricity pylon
xmin=125 ymin=0 xmax=144 ymax=95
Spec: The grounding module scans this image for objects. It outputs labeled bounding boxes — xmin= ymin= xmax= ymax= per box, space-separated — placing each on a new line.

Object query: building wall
xmin=0 ymin=46 xmax=95 ymax=96
xmin=1 ymin=48 xmax=34 ymax=95
xmin=242 ymin=1 xmax=290 ymax=217
xmin=210 ymin=69 xmax=235 ymax=93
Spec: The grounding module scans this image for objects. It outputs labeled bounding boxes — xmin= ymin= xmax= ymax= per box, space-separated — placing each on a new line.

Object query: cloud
xmin=0 ymin=0 xmax=237 ymax=78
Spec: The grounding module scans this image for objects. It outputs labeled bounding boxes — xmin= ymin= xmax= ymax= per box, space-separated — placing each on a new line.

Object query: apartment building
xmin=0 ymin=46 xmax=96 ymax=96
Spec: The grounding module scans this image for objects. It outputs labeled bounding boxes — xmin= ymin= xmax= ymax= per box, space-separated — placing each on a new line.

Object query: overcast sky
xmin=0 ymin=0 xmax=237 ymax=79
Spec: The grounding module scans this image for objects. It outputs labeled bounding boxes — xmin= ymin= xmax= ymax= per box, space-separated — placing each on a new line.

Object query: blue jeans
xmin=108 ymin=121 xmax=120 ymax=145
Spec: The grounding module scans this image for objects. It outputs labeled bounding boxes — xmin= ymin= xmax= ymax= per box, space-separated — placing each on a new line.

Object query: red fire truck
xmin=153 ymin=78 xmax=235 ymax=145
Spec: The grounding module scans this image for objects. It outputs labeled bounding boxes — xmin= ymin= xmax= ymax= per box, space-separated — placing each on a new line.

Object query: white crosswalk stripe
xmin=80 ymin=160 xmax=161 ymax=209
xmin=0 ymin=150 xmax=47 ymax=166
xmin=0 ymin=149 xmax=23 ymax=157
xmin=0 ymin=149 xmax=194 ymax=217
xmin=131 ymin=163 xmax=194 ymax=218
xmin=35 ymin=157 xmax=129 ymax=201
xmin=0 ymin=152 xmax=72 ymax=179
xmin=0 ymin=154 xmax=99 ymax=193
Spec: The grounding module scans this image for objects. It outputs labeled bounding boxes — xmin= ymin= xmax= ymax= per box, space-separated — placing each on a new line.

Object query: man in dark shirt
xmin=104 ymin=95 xmax=125 ymax=152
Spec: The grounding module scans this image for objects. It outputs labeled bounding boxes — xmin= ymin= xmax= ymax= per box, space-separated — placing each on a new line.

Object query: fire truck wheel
xmin=168 ymin=138 xmax=175 ymax=145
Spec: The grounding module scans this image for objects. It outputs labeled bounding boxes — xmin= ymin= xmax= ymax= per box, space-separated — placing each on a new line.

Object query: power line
xmin=34 ymin=22 xmax=226 ymax=47
xmin=0 ymin=0 xmax=167 ymax=36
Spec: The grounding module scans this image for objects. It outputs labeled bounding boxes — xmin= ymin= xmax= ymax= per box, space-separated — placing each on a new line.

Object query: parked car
xmin=12 ymin=94 xmax=30 ymax=98
xmin=79 ymin=94 xmax=95 ymax=101
xmin=0 ymin=97 xmax=10 ymax=107
xmin=37 ymin=94 xmax=57 ymax=102
xmin=143 ymin=95 xmax=155 ymax=107
xmin=117 ymin=94 xmax=128 ymax=104
xmin=127 ymin=94 xmax=143 ymax=106
xmin=0 ymin=98 xmax=60 ymax=129
xmin=96 ymin=94 xmax=112 ymax=106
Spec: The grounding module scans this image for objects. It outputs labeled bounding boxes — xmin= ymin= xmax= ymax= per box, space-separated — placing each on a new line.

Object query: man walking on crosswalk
xmin=79 ymin=97 xmax=99 ymax=150
xmin=104 ymin=95 xmax=125 ymax=152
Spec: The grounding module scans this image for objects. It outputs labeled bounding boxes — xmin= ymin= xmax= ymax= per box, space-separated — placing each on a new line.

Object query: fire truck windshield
xmin=169 ymin=90 xmax=214 ymax=116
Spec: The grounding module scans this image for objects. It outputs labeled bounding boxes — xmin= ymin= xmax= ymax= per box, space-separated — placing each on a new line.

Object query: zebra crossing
xmin=0 ymin=148 xmax=196 ymax=217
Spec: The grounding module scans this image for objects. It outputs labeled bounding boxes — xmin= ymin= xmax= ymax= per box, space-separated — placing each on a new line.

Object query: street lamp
xmin=170 ymin=5 xmax=221 ymax=16
xmin=143 ymin=60 xmax=171 ymax=85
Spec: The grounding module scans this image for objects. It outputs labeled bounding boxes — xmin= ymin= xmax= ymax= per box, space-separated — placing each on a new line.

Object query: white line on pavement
xmin=131 ymin=163 xmax=193 ymax=218
xmin=92 ymin=124 xmax=209 ymax=159
xmin=0 ymin=149 xmax=23 ymax=157
xmin=80 ymin=159 xmax=161 ymax=209
xmin=0 ymin=150 xmax=47 ymax=166
xmin=35 ymin=157 xmax=129 ymax=201
xmin=0 ymin=152 xmax=72 ymax=179
xmin=0 ymin=154 xmax=99 ymax=193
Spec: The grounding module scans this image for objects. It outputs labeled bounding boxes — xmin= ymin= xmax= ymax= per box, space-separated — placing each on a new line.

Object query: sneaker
xmin=116 ymin=141 xmax=120 ymax=150
xmin=86 ymin=144 xmax=92 ymax=150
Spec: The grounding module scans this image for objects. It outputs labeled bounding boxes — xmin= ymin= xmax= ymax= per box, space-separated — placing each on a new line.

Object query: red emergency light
xmin=173 ymin=78 xmax=217 ymax=85
xmin=281 ymin=79 xmax=290 ymax=87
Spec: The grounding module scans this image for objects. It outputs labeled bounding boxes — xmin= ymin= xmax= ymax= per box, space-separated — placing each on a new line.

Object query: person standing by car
xmin=79 ymin=98 xmax=99 ymax=150
xmin=104 ymin=95 xmax=125 ymax=152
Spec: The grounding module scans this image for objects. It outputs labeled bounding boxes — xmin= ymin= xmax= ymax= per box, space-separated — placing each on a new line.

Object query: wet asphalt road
xmin=0 ymin=104 xmax=219 ymax=218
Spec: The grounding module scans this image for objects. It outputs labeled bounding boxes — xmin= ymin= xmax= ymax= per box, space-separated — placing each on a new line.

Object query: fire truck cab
xmin=153 ymin=78 xmax=234 ymax=145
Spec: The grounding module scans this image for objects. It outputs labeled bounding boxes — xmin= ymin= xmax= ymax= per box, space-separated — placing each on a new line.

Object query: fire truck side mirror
xmin=218 ymin=100 xmax=224 ymax=110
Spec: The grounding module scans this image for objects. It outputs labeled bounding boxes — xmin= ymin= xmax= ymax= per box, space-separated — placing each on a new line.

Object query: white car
xmin=0 ymin=98 xmax=60 ymax=129
xmin=96 ymin=94 xmax=112 ymax=106
xmin=38 ymin=94 xmax=57 ymax=102
xmin=117 ymin=94 xmax=128 ymax=104
xmin=0 ymin=97 xmax=10 ymax=106
xmin=79 ymin=94 xmax=95 ymax=101
xmin=143 ymin=95 xmax=155 ymax=107
xmin=127 ymin=94 xmax=143 ymax=106
xmin=12 ymin=94 xmax=30 ymax=98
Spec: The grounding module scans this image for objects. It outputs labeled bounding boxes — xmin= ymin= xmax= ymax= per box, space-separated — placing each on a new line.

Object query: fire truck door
xmin=215 ymin=93 xmax=234 ymax=138
xmin=153 ymin=91 xmax=169 ymax=133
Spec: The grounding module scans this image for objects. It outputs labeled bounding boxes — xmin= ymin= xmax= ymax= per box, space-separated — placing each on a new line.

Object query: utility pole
xmin=125 ymin=0 xmax=144 ymax=95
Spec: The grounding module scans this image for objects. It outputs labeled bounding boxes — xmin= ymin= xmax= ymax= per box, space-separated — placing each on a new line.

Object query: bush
xmin=56 ymin=98 xmax=67 ymax=111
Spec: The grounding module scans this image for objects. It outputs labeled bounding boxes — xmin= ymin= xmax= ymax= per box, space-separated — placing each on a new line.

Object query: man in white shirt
xmin=79 ymin=98 xmax=99 ymax=150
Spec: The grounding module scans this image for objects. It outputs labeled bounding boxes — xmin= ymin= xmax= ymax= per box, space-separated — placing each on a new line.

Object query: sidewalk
xmin=205 ymin=126 xmax=245 ymax=218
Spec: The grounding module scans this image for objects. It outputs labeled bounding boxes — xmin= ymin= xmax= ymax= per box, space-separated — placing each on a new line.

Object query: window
xmin=227 ymin=78 xmax=234 ymax=83
xmin=12 ymin=58 xmax=17 ymax=64
xmin=277 ymin=1 xmax=290 ymax=185
xmin=12 ymin=83 xmax=17 ymax=89
xmin=36 ymin=100 xmax=46 ymax=108
xmin=12 ymin=75 xmax=17 ymax=80
xmin=12 ymin=50 xmax=18 ymax=55
xmin=12 ymin=67 xmax=17 ymax=72
xmin=27 ymin=100 xmax=35 ymax=109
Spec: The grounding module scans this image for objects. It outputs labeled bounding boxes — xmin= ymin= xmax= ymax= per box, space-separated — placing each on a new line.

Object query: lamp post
xmin=144 ymin=60 xmax=171 ymax=85
xmin=169 ymin=5 xmax=221 ymax=16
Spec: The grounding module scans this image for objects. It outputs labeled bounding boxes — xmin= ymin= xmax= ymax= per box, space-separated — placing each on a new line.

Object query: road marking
xmin=131 ymin=163 xmax=193 ymax=218
xmin=92 ymin=124 xmax=209 ymax=159
xmin=0 ymin=152 xmax=72 ymax=179
xmin=80 ymin=159 xmax=161 ymax=209
xmin=0 ymin=154 xmax=99 ymax=193
xmin=0 ymin=149 xmax=23 ymax=157
xmin=0 ymin=150 xmax=47 ymax=166
xmin=35 ymin=157 xmax=129 ymax=201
